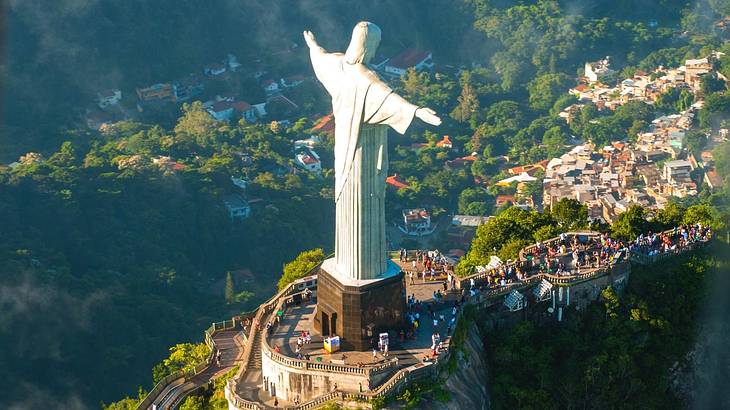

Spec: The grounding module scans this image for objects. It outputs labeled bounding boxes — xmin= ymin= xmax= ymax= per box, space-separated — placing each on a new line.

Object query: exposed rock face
xmin=420 ymin=323 xmax=490 ymax=410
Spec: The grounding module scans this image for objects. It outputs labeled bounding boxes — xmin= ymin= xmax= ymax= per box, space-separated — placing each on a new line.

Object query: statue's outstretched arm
xmin=304 ymin=30 xmax=341 ymax=96
xmin=366 ymin=89 xmax=441 ymax=134
xmin=303 ymin=31 xmax=326 ymax=55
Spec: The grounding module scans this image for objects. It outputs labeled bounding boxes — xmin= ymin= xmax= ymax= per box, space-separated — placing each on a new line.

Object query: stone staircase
xmin=250 ymin=330 xmax=263 ymax=369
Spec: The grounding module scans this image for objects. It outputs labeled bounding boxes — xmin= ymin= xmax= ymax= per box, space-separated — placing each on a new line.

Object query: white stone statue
xmin=304 ymin=22 xmax=441 ymax=281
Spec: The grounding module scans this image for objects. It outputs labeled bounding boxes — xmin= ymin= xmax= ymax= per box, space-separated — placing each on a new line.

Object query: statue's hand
xmin=303 ymin=30 xmax=318 ymax=49
xmin=415 ymin=108 xmax=442 ymax=126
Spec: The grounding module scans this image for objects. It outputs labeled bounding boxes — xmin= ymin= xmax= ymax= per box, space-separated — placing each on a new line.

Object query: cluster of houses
xmin=560 ymin=52 xmax=725 ymax=121
xmin=540 ymin=124 xmax=724 ymax=224
xmin=86 ymin=52 xmax=313 ymax=130
xmin=87 ymin=45 xmax=435 ymax=131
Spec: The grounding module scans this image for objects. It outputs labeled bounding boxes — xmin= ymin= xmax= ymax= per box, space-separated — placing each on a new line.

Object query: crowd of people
xmin=463 ymin=225 xmax=711 ymax=294
xmin=629 ymin=224 xmax=712 ymax=257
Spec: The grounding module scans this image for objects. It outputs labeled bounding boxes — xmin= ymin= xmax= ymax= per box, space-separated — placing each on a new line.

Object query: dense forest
xmin=1 ymin=0 xmax=730 ymax=409
xmin=484 ymin=247 xmax=730 ymax=409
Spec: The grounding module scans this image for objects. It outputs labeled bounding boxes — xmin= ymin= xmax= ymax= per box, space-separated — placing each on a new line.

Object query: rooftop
xmin=387 ymin=48 xmax=431 ymax=69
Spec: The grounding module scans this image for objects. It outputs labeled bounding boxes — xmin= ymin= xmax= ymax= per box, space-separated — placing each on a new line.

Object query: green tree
xmin=542 ymin=126 xmax=569 ymax=156
xmin=684 ymin=130 xmax=708 ymax=155
xmin=700 ymin=73 xmax=726 ymax=96
xmin=174 ymin=102 xmax=221 ymax=148
xmin=611 ymin=205 xmax=647 ymax=241
xmin=152 ymin=343 xmax=210 ymax=384
xmin=527 ymin=73 xmax=572 ymax=111
xmin=458 ymin=187 xmax=493 ymax=215
xmin=683 ymin=204 xmax=723 ymax=230
xmin=450 ymin=81 xmax=480 ymax=123
xmin=179 ymin=395 xmax=206 ymax=410
xmin=550 ymin=198 xmax=588 ymax=230
xmin=225 ymin=271 xmax=235 ymax=304
xmin=699 ymin=92 xmax=730 ymax=129
xmin=550 ymin=94 xmax=578 ymax=116
xmin=278 ymin=248 xmax=326 ymax=290
xmin=653 ymin=202 xmax=686 ymax=229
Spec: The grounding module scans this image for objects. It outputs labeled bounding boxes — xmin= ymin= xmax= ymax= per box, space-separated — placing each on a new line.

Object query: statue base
xmin=313 ymin=258 xmax=407 ymax=351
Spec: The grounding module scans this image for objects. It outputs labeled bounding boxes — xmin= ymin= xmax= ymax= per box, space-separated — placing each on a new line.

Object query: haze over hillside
xmin=1 ymin=1 xmax=729 ymax=409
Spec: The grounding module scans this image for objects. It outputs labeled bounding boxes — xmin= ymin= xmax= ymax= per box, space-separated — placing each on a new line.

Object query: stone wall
xmin=260 ymin=345 xmax=393 ymax=402
xmin=475 ymin=261 xmax=631 ymax=330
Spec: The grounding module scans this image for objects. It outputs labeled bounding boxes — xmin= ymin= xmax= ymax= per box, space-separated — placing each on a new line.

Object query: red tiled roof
xmin=312 ymin=113 xmax=335 ymax=133
xmin=436 ymin=135 xmax=453 ymax=148
xmin=574 ymin=84 xmax=589 ymax=92
xmin=508 ymin=165 xmax=525 ymax=175
xmin=301 ymin=155 xmax=319 ymax=165
xmin=233 ymin=101 xmax=252 ymax=112
xmin=612 ymin=141 xmax=626 ymax=150
xmin=388 ymin=48 xmax=430 ymax=69
xmin=706 ymin=169 xmax=723 ymax=188
xmin=211 ymin=101 xmax=233 ymax=112
xmin=496 ymin=194 xmax=515 ymax=206
xmin=386 ymin=174 xmax=410 ymax=189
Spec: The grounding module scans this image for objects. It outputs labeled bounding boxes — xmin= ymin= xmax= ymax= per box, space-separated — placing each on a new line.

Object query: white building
xmin=294 ymin=148 xmax=322 ymax=173
xmin=262 ymin=80 xmax=280 ymax=95
xmin=663 ymin=159 xmax=693 ymax=183
xmin=401 ymin=208 xmax=433 ymax=236
xmin=384 ymin=49 xmax=433 ymax=77
xmin=584 ymin=57 xmax=616 ymax=84
xmin=233 ymin=101 xmax=257 ymax=123
xmin=204 ymin=63 xmax=227 ymax=77
xmin=97 ymin=89 xmax=122 ymax=109
xmin=208 ymin=101 xmax=234 ymax=121
xmin=452 ymin=215 xmax=491 ymax=227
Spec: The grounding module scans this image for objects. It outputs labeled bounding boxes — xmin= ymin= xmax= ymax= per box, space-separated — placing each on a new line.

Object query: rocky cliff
xmin=420 ymin=322 xmax=490 ymax=410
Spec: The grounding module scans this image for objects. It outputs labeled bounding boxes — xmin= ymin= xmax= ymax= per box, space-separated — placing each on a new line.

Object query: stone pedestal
xmin=314 ymin=258 xmax=407 ymax=351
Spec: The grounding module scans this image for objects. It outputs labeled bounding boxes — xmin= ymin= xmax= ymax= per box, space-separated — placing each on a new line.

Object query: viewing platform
xmin=137 ymin=225 xmax=711 ymax=410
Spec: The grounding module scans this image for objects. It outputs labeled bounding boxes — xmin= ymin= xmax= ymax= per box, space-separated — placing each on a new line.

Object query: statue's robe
xmin=310 ymin=47 xmax=418 ymax=280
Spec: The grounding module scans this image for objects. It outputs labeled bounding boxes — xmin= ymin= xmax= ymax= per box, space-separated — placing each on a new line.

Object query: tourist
xmin=372 ymin=348 xmax=378 ymax=360
xmin=409 ymin=271 xmax=414 ymax=285
xmin=274 ymin=398 xmax=278 ymax=408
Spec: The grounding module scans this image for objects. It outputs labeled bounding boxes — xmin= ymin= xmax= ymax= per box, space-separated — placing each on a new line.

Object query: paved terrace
xmin=268 ymin=280 xmax=456 ymax=366
xmin=228 ymin=276 xmax=455 ymax=408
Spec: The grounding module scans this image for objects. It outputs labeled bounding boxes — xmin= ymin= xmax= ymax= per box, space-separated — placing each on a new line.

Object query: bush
xmin=277 ymin=248 xmax=326 ymax=290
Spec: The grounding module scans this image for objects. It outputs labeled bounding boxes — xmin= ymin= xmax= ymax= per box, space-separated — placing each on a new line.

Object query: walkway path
xmin=149 ymin=329 xmax=244 ymax=410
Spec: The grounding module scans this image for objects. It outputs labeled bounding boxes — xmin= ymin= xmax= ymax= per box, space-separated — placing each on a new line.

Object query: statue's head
xmin=345 ymin=21 xmax=381 ymax=65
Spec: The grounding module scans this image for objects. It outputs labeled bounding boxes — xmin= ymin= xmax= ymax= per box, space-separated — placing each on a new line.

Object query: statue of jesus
xmin=304 ymin=22 xmax=441 ymax=281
